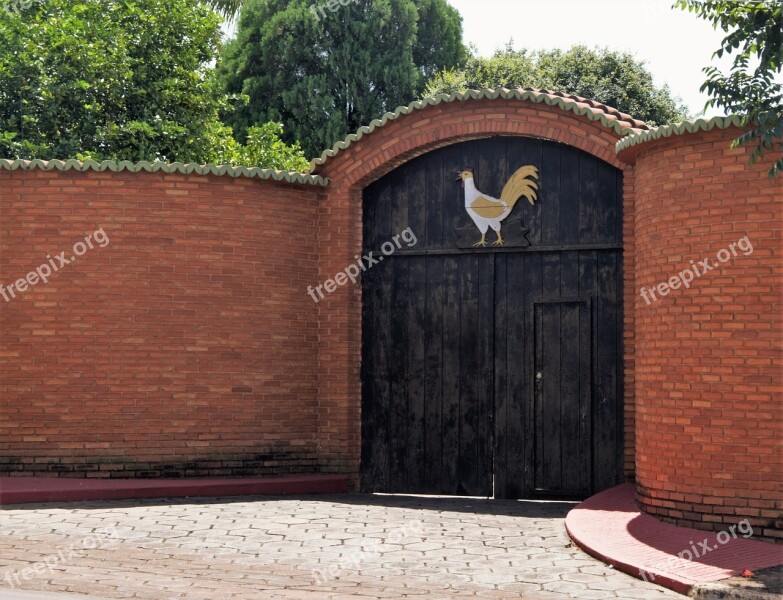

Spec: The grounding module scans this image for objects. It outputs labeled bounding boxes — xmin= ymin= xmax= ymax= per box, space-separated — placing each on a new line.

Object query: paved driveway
xmin=0 ymin=494 xmax=682 ymax=599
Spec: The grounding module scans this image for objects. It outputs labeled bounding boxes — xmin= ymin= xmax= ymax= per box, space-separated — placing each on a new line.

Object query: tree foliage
xmin=424 ymin=44 xmax=690 ymax=126
xmin=412 ymin=0 xmax=469 ymax=82
xmin=232 ymin=122 xmax=309 ymax=171
xmin=218 ymin=0 xmax=467 ymax=157
xmin=0 ymin=0 xmax=307 ymax=170
xmin=675 ymin=0 xmax=782 ymax=176
xmin=207 ymin=0 xmax=243 ymax=19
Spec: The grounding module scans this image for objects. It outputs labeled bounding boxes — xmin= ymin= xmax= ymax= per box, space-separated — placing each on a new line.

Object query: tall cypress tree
xmin=218 ymin=0 xmax=466 ymax=157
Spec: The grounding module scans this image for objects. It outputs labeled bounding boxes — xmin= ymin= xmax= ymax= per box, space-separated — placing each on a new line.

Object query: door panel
xmin=533 ymin=299 xmax=592 ymax=497
xmin=361 ymin=254 xmax=494 ymax=495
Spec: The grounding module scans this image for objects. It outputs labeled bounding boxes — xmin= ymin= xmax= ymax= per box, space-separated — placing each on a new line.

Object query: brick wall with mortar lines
xmin=626 ymin=127 xmax=782 ymax=541
xmin=312 ymin=98 xmax=638 ymax=484
xmin=0 ymin=169 xmax=321 ymax=477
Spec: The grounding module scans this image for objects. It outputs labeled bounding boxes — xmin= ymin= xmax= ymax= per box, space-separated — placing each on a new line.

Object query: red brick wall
xmin=622 ymin=165 xmax=638 ymax=481
xmin=625 ymin=127 xmax=782 ymax=541
xmin=312 ymin=99 xmax=637 ymax=484
xmin=0 ymin=169 xmax=321 ymax=477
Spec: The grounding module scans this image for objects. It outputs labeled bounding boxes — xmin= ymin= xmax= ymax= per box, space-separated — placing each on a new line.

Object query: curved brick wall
xmin=2 ymin=95 xmax=779 ymax=543
xmin=0 ymin=168 xmax=322 ymax=477
xmin=623 ymin=126 xmax=782 ymax=541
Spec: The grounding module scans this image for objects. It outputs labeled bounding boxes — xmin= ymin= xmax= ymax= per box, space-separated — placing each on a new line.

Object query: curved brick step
xmin=565 ymin=484 xmax=783 ymax=595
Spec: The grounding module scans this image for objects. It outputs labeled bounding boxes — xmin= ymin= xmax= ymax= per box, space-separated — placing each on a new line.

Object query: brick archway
xmin=312 ymin=93 xmax=640 ymax=484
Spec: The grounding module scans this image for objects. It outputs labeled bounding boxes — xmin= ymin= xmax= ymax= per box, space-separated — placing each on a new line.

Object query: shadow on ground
xmin=690 ymin=565 xmax=783 ymax=599
xmin=4 ymin=492 xmax=578 ymax=518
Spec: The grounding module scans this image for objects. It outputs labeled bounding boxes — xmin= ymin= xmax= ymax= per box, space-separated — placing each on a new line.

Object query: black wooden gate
xmin=361 ymin=136 xmax=623 ymax=499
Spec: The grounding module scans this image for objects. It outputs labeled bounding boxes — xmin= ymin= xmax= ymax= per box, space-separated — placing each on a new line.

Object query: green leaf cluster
xmin=424 ymin=43 xmax=690 ymax=127
xmin=218 ymin=0 xmax=467 ymax=157
xmin=0 ymin=0 xmax=308 ymax=170
xmin=675 ymin=0 xmax=782 ymax=176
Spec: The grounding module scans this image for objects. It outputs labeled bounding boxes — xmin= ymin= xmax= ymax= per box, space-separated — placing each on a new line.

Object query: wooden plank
xmin=359 ymin=183 xmax=379 ymax=493
xmin=597 ymin=159 xmax=620 ymax=245
xmin=405 ymin=165 xmax=428 ymax=491
xmin=495 ymin=254 xmax=532 ymax=498
xmin=478 ymin=137 xmax=507 ymax=204
xmin=457 ymin=253 xmax=480 ymax=495
xmin=406 ymin=256 xmax=427 ymax=490
xmin=537 ymin=143 xmax=560 ymax=247
xmin=578 ymin=299 xmax=593 ymax=494
xmin=493 ymin=253 xmax=509 ymax=497
xmin=578 ymin=154 xmax=599 ymax=245
xmin=388 ymin=169 xmax=410 ymax=491
xmin=440 ymin=255 xmax=461 ymax=493
xmin=407 ymin=158 xmax=427 ymax=248
xmin=578 ymin=251 xmax=598 ymax=494
xmin=559 ymin=252 xmax=585 ymax=494
xmin=361 ymin=182 xmax=394 ymax=492
xmin=424 ymin=151 xmax=444 ymax=250
xmin=441 ymin=143 xmax=474 ymax=250
xmin=423 ymin=255 xmax=444 ymax=493
xmin=522 ymin=253 xmax=543 ymax=497
xmin=513 ymin=137 xmax=543 ymax=247
xmin=542 ymin=252 xmax=561 ymax=297
xmin=558 ymin=299 xmax=584 ymax=493
xmin=594 ymin=250 xmax=621 ymax=492
xmin=536 ymin=302 xmax=562 ymax=492
xmin=559 ymin=147 xmax=580 ymax=246
xmin=476 ymin=252 xmax=494 ymax=496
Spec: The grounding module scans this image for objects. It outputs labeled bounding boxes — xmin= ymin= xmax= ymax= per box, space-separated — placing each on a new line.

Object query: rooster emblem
xmin=456 ymin=166 xmax=539 ymax=247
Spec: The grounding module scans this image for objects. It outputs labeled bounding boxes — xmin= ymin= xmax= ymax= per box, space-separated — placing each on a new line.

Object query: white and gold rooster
xmin=456 ymin=166 xmax=539 ymax=247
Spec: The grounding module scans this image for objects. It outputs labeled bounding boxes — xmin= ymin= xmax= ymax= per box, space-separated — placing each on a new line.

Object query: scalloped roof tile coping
xmin=615 ymin=115 xmax=746 ymax=155
xmin=307 ymin=87 xmax=650 ymax=172
xmin=0 ymin=158 xmax=329 ymax=186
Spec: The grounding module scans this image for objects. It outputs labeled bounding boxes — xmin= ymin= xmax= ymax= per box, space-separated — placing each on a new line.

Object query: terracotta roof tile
xmin=309 ymin=88 xmax=649 ymax=172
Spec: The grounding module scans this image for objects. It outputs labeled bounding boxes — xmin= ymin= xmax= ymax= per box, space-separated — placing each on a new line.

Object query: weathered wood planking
xmin=361 ymin=136 xmax=623 ymax=499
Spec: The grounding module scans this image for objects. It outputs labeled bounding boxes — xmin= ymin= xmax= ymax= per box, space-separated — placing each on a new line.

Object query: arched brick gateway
xmin=309 ymin=89 xmax=645 ymax=490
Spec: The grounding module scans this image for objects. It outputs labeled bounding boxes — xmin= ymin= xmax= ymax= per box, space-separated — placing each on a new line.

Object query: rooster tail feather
xmin=500 ymin=165 xmax=539 ymax=210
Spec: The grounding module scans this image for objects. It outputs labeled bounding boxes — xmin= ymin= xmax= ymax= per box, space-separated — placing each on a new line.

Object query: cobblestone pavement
xmin=0 ymin=494 xmax=683 ymax=599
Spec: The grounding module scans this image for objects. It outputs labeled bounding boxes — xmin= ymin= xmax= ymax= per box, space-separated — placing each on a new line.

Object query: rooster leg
xmin=473 ymin=233 xmax=487 ymax=247
xmin=492 ymin=231 xmax=504 ymax=246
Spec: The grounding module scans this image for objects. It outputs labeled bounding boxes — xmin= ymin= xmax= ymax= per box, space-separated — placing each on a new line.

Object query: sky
xmin=222 ymin=0 xmax=744 ymax=118
xmin=445 ymin=0 xmax=740 ymax=118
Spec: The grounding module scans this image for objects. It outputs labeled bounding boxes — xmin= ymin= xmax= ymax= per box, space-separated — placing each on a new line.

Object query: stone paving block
xmin=0 ymin=494 xmax=683 ymax=599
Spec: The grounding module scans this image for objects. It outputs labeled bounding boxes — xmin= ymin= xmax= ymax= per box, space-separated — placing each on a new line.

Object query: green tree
xmin=0 ymin=0 xmax=307 ymax=170
xmin=676 ymin=0 xmax=782 ymax=176
xmin=234 ymin=122 xmax=309 ymax=171
xmin=424 ymin=44 xmax=690 ymax=126
xmin=412 ymin=0 xmax=469 ymax=82
xmin=218 ymin=0 xmax=467 ymax=157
